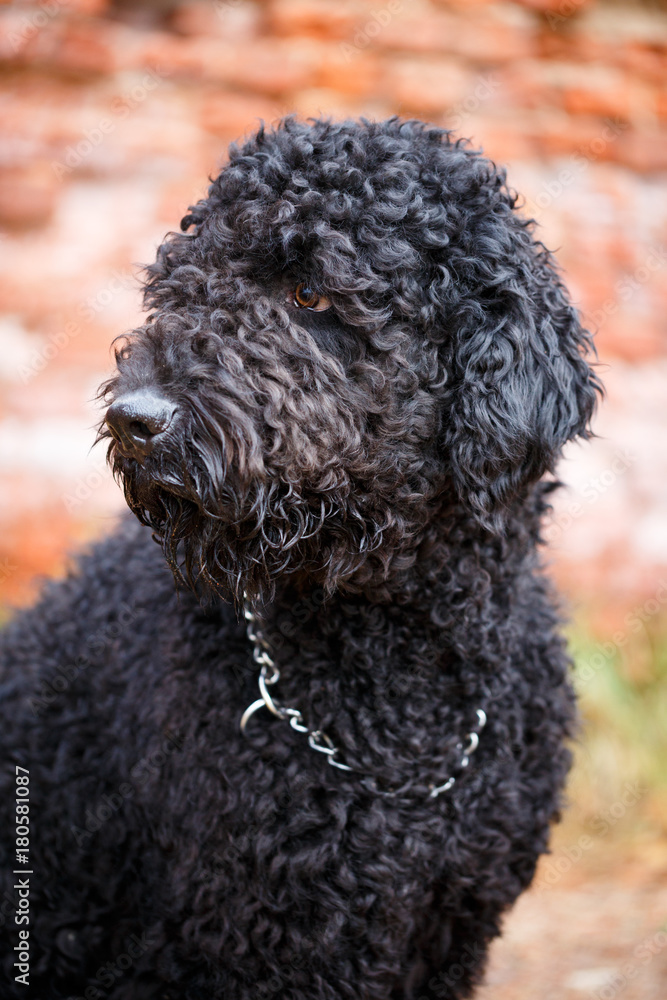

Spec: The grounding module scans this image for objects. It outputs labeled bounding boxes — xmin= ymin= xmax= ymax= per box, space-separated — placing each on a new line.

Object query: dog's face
xmin=101 ymin=117 xmax=599 ymax=604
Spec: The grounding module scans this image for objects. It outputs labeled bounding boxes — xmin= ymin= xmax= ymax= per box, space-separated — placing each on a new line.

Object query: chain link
xmin=239 ymin=595 xmax=486 ymax=800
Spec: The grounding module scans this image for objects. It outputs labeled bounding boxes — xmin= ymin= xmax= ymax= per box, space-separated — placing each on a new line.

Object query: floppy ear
xmin=441 ymin=245 xmax=601 ymax=529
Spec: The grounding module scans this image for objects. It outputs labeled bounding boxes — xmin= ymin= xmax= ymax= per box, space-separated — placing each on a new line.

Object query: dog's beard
xmin=106 ymin=432 xmax=379 ymax=607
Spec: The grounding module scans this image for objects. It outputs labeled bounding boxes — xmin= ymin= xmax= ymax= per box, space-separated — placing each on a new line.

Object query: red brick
xmin=612 ymin=128 xmax=667 ymax=173
xmin=0 ymin=8 xmax=45 ymax=61
xmin=171 ymin=0 xmax=261 ymax=41
xmin=149 ymin=35 xmax=320 ymax=92
xmin=594 ymin=315 xmax=665 ymax=363
xmin=465 ymin=114 xmax=537 ymax=162
xmin=382 ymin=57 xmax=472 ymax=116
xmin=378 ymin=8 xmax=536 ymax=64
xmin=655 ymin=88 xmax=667 ymax=122
xmin=266 ymin=0 xmax=362 ymax=40
xmin=431 ymin=0 xmax=499 ymax=7
xmin=618 ymin=43 xmax=667 ymax=86
xmin=536 ymin=114 xmax=627 ymax=160
xmin=370 ymin=10 xmax=463 ymax=53
xmin=316 ymin=46 xmax=381 ymax=98
xmin=46 ymin=21 xmax=120 ymax=76
xmin=200 ymin=90 xmax=283 ymax=139
xmin=16 ymin=19 xmax=164 ymax=79
xmin=290 ymin=87 xmax=390 ymax=122
xmin=494 ymin=60 xmax=550 ymax=110
xmin=536 ymin=27 xmax=609 ymax=65
xmin=360 ymin=10 xmax=459 ymax=56
xmin=0 ymin=507 xmax=111 ymax=608
xmin=219 ymin=38 xmax=321 ymax=95
xmin=513 ymin=0 xmax=593 ymax=11
xmin=0 ymin=162 xmax=59 ymax=230
xmin=157 ymin=177 xmax=211 ymax=225
xmin=560 ymin=86 xmax=630 ymax=119
xmin=499 ymin=60 xmax=641 ymax=120
xmin=68 ymin=0 xmax=112 ymax=13
xmin=561 ymin=73 xmax=649 ymax=121
xmin=138 ymin=32 xmax=208 ymax=78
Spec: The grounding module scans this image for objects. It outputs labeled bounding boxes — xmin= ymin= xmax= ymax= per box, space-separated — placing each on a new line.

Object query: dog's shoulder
xmin=0 ymin=517 xmax=238 ymax=722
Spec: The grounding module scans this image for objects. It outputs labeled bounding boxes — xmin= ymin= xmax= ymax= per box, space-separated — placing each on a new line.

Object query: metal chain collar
xmin=239 ymin=596 xmax=487 ymax=801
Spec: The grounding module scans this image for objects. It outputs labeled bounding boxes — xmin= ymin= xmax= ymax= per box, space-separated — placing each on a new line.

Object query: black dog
xmin=0 ymin=117 xmax=599 ymax=999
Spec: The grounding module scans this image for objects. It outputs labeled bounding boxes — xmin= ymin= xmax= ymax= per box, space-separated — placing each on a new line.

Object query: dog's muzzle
xmin=105 ymin=389 xmax=176 ymax=463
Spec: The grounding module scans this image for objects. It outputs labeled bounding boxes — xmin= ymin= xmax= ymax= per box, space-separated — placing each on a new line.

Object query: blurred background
xmin=0 ymin=0 xmax=666 ymax=995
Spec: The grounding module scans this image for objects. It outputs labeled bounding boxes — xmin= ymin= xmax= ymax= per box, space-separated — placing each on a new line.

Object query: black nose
xmin=105 ymin=390 xmax=176 ymax=461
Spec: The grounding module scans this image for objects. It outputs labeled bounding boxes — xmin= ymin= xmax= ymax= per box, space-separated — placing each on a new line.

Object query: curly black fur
xmin=0 ymin=117 xmax=600 ymax=1000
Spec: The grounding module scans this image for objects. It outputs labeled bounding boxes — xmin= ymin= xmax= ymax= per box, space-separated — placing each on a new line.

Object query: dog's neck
xmin=256 ymin=483 xmax=547 ymax=633
xmin=232 ymin=484 xmax=554 ymax=801
xmin=240 ymin=586 xmax=490 ymax=801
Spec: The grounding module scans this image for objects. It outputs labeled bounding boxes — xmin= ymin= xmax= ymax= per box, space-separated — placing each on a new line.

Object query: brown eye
xmin=294 ymin=282 xmax=331 ymax=312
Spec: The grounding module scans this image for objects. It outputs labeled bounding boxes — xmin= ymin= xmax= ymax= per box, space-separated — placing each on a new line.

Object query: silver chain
xmin=239 ymin=596 xmax=487 ymax=800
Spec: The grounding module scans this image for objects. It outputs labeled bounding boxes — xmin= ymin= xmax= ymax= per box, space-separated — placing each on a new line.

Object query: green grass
xmin=564 ymin=611 xmax=667 ymax=842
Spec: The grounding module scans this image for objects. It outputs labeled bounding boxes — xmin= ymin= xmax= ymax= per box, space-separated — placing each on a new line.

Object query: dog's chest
xmin=138 ymin=628 xmax=448 ymax=946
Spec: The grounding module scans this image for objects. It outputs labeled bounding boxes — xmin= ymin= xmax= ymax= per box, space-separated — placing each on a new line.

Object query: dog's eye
xmin=294 ymin=282 xmax=331 ymax=312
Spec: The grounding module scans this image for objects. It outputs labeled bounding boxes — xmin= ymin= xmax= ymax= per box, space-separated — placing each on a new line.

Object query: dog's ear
xmin=440 ymin=243 xmax=601 ymax=529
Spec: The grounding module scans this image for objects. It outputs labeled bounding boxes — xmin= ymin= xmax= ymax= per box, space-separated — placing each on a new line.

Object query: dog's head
xmin=100 ymin=116 xmax=600 ymax=604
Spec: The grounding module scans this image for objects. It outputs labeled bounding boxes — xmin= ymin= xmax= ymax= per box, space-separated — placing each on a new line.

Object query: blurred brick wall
xmin=0 ymin=0 xmax=666 ymax=628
